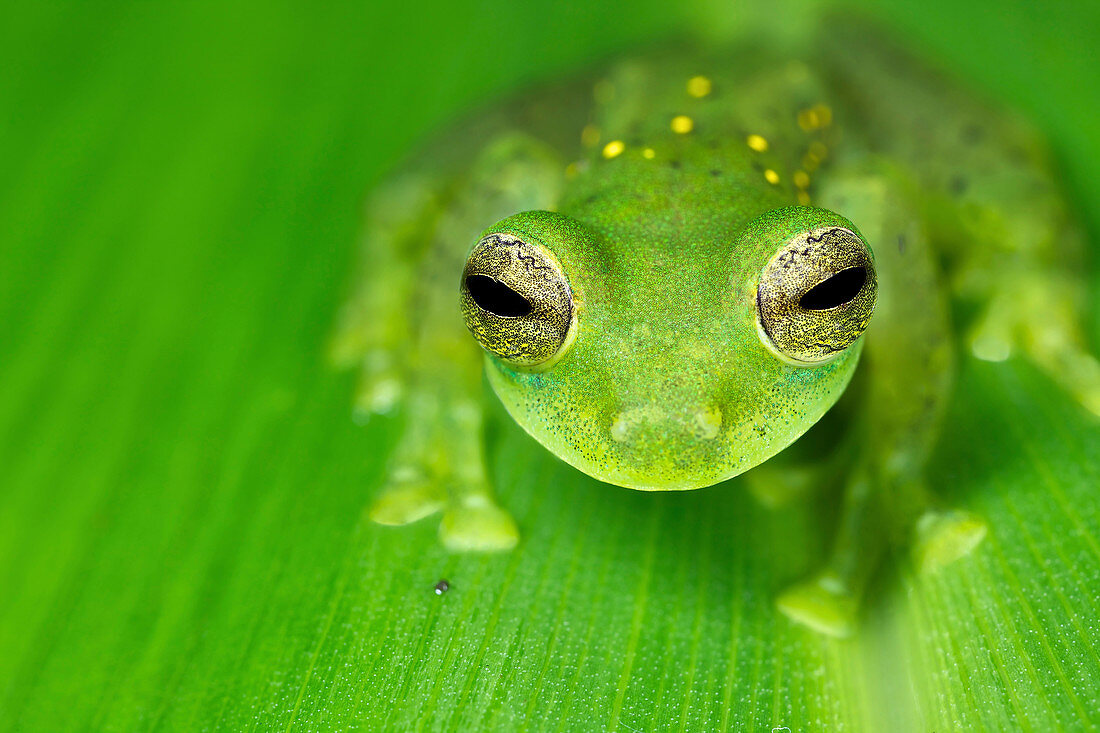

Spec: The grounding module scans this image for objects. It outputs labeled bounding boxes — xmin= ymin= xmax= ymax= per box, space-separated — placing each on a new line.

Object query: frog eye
xmin=460 ymin=232 xmax=576 ymax=367
xmin=756 ymin=226 xmax=877 ymax=364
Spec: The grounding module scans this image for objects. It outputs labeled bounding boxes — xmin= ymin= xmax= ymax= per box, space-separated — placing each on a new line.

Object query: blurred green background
xmin=2 ymin=0 xmax=1099 ymax=730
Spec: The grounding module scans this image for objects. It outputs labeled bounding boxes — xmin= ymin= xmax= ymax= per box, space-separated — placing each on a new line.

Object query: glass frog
xmin=330 ymin=21 xmax=1099 ymax=637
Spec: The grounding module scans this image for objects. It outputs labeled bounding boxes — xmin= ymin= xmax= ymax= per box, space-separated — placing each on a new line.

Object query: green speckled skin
xmin=332 ymin=21 xmax=1099 ymax=635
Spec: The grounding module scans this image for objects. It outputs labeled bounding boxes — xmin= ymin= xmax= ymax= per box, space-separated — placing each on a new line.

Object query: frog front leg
xmin=336 ymin=131 xmax=569 ymax=551
xmin=776 ymin=162 xmax=988 ymax=637
xmin=370 ymin=383 xmax=519 ymax=551
xmin=821 ymin=16 xmax=1100 ymax=417
xmin=361 ymin=286 xmax=522 ymax=552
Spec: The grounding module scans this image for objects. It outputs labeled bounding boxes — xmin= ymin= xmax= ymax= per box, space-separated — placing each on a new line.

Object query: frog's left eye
xmin=756 ymin=226 xmax=877 ymax=364
xmin=460 ymin=232 xmax=576 ymax=367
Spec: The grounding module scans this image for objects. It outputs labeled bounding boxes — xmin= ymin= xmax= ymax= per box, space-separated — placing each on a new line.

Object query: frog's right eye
xmin=756 ymin=225 xmax=877 ymax=365
xmin=460 ymin=232 xmax=576 ymax=367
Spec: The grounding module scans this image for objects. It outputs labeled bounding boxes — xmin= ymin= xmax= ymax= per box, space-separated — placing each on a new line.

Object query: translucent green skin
xmin=333 ymin=22 xmax=1098 ymax=635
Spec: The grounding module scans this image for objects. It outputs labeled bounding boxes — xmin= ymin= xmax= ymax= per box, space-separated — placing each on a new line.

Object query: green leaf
xmin=1 ymin=1 xmax=1098 ymax=731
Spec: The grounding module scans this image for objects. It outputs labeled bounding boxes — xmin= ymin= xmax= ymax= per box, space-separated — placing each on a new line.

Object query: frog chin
xmin=487 ymin=374 xmax=821 ymax=492
xmin=496 ymin=410 xmax=799 ymax=492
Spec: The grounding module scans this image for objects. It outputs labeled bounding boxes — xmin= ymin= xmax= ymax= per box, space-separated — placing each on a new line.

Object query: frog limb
xmin=822 ymin=18 xmax=1100 ymax=416
xmin=968 ymin=263 xmax=1100 ymax=416
xmin=776 ymin=160 xmax=987 ymax=636
xmin=437 ymin=397 xmax=519 ymax=551
xmin=368 ymin=389 xmax=446 ymax=525
xmin=342 ymin=117 xmax=576 ymax=549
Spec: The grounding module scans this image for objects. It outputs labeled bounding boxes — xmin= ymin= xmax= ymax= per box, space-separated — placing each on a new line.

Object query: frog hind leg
xmin=777 ymin=161 xmax=988 ymax=637
xmin=968 ymin=262 xmax=1100 ymax=417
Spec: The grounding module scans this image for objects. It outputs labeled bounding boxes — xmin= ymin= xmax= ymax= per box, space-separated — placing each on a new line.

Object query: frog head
xmin=459 ymin=204 xmax=876 ymax=490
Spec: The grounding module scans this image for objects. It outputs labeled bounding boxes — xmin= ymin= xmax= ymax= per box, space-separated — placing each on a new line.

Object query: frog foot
xmin=912 ymin=509 xmax=988 ymax=573
xmin=776 ymin=571 xmax=858 ymax=639
xmin=368 ymin=468 xmax=445 ymax=525
xmin=440 ymin=495 xmax=519 ymax=552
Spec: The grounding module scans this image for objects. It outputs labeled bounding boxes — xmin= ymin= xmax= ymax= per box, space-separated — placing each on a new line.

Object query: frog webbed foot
xmin=776 ymin=471 xmax=988 ymax=637
xmin=370 ymin=464 xmax=519 ymax=552
xmin=912 ymin=508 xmax=988 ymax=574
xmin=440 ymin=493 xmax=519 ymax=552
xmin=967 ymin=287 xmax=1100 ymax=417
xmin=368 ymin=394 xmax=519 ymax=553
xmin=776 ymin=571 xmax=860 ymax=639
xmin=369 ymin=466 xmax=445 ymax=526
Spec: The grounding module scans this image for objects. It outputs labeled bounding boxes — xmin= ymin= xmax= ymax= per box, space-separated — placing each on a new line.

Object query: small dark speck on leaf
xmin=433 ymin=579 xmax=450 ymax=595
xmin=897 ymin=234 xmax=907 ymax=254
xmin=670 ymin=160 xmax=682 ymax=169
xmin=710 ymin=169 xmax=722 ymax=177
xmin=949 ymin=175 xmax=969 ymax=195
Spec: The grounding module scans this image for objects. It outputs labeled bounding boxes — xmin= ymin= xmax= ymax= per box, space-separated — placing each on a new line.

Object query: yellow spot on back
xmin=793 ymin=170 xmax=810 ymax=188
xmin=581 ymin=124 xmax=600 ymax=147
xmin=797 ymin=190 xmax=812 ymax=205
xmin=602 ymin=140 xmax=625 ymax=159
xmin=642 ymin=147 xmax=656 ymax=159
xmin=686 ymin=76 xmax=712 ymax=98
xmin=746 ymin=134 xmax=769 ymax=153
xmin=670 ymin=115 xmax=694 ymax=134
xmin=764 ymin=169 xmax=780 ymax=185
xmin=797 ymin=104 xmax=833 ymax=131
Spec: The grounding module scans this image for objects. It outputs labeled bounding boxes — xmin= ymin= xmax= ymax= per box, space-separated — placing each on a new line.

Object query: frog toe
xmin=439 ymin=496 xmax=519 ymax=552
xmin=369 ymin=470 xmax=445 ymax=525
xmin=1034 ymin=346 xmax=1100 ymax=418
xmin=913 ymin=509 xmax=988 ymax=573
xmin=776 ymin=572 xmax=859 ymax=638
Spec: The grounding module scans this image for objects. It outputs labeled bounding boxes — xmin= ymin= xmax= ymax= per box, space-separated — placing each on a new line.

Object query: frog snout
xmin=608 ymin=403 xmax=723 ymax=445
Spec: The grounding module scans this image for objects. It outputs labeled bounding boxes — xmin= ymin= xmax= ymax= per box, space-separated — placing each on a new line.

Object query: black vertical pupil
xmin=799 ymin=267 xmax=867 ymax=310
xmin=466 ymin=275 xmax=532 ymax=317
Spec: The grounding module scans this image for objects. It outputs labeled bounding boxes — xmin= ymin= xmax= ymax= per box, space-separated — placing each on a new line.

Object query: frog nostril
xmin=610 ymin=413 xmax=631 ymax=443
